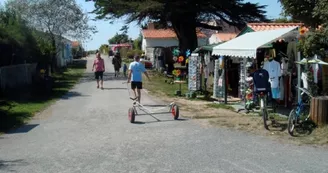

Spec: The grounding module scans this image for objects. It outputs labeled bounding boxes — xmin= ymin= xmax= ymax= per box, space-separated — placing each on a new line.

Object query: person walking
xmin=127 ymin=55 xmax=150 ymax=103
xmin=92 ymin=52 xmax=105 ymax=89
xmin=112 ymin=52 xmax=122 ymax=77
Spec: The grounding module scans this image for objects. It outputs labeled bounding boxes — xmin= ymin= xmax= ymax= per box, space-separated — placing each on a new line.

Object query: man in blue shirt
xmin=127 ymin=55 xmax=150 ymax=103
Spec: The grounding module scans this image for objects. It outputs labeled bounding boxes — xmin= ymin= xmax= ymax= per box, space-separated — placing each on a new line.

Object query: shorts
xmin=271 ymin=88 xmax=280 ymax=99
xmin=95 ymin=71 xmax=104 ymax=80
xmin=131 ymin=81 xmax=142 ymax=89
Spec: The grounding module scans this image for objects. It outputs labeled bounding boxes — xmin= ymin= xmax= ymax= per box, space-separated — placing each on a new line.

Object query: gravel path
xmin=0 ymin=55 xmax=328 ymax=173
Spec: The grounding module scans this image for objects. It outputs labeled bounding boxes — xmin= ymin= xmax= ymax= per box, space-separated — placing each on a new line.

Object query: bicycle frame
xmin=294 ymin=86 xmax=312 ymax=120
xmin=259 ymin=94 xmax=267 ymax=110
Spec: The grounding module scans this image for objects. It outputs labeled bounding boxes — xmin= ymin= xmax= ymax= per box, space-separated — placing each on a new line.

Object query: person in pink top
xmin=92 ymin=50 xmax=105 ymax=89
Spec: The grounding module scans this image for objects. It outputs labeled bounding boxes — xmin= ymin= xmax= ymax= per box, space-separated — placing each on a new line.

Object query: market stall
xmin=211 ymin=27 xmax=301 ymax=106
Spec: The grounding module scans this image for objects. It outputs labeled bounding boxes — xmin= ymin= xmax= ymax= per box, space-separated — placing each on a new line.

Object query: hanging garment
xmin=279 ymin=76 xmax=284 ymax=100
xmin=271 ymin=88 xmax=280 ymax=99
xmin=204 ymin=52 xmax=210 ymax=65
xmin=281 ymin=60 xmax=288 ymax=75
xmin=312 ymin=54 xmax=320 ymax=83
xmin=263 ymin=60 xmax=282 ymax=88
xmin=287 ymin=42 xmax=297 ymax=70
xmin=208 ymin=58 xmax=215 ymax=73
xmin=252 ymin=68 xmax=270 ymax=93
xmin=269 ymin=49 xmax=276 ymax=58
xmin=301 ymin=72 xmax=308 ymax=89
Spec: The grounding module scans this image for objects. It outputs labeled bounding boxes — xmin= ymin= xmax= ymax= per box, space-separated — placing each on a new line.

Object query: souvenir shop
xmin=188 ymin=45 xmax=221 ymax=92
xmin=211 ymin=27 xmax=301 ymax=107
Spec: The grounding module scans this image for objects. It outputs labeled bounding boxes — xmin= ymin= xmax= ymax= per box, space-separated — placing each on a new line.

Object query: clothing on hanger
xmin=269 ymin=49 xmax=276 ymax=58
xmin=287 ymin=42 xmax=297 ymax=70
xmin=263 ymin=59 xmax=282 ymax=99
xmin=312 ymin=55 xmax=320 ymax=83
xmin=301 ymin=72 xmax=308 ymax=89
xmin=281 ymin=59 xmax=288 ymax=75
xmin=204 ymin=53 xmax=210 ymax=65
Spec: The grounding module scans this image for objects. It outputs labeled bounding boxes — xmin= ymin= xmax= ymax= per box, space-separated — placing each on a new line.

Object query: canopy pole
xmin=297 ymin=51 xmax=301 ymax=103
xmin=224 ymin=56 xmax=228 ymax=104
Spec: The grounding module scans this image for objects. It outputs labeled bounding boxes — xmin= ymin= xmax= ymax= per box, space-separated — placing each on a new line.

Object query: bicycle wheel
xmin=128 ymin=107 xmax=135 ymax=123
xmin=287 ymin=109 xmax=297 ymax=136
xmin=260 ymin=98 xmax=269 ymax=130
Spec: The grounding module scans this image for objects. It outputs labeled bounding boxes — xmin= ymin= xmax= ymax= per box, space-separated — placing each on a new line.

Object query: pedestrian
xmin=112 ymin=52 xmax=122 ymax=77
xmin=123 ymin=63 xmax=127 ymax=77
xmin=127 ymin=55 xmax=150 ymax=103
xmin=92 ymin=51 xmax=105 ymax=89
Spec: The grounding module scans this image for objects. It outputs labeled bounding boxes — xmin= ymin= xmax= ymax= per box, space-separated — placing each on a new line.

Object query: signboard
xmin=188 ymin=55 xmax=201 ymax=91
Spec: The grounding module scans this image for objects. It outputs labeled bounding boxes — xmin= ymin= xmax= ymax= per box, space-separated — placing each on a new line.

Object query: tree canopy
xmin=6 ymin=0 xmax=96 ymax=70
xmin=108 ymin=33 xmax=130 ymax=44
xmin=280 ymin=0 xmax=328 ymax=57
xmin=87 ymin=0 xmax=268 ymax=54
xmin=0 ymin=7 xmax=49 ymax=66
xmin=7 ymin=0 xmax=96 ymax=41
xmin=279 ymin=0 xmax=321 ymax=28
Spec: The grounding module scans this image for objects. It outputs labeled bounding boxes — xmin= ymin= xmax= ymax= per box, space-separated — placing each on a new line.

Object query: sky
xmin=1 ymin=0 xmax=283 ymax=51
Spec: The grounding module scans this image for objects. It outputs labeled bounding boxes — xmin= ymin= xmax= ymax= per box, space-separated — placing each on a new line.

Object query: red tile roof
xmin=247 ymin=23 xmax=304 ymax=31
xmin=213 ymin=33 xmax=237 ymax=41
xmin=142 ymin=29 xmax=207 ymax=39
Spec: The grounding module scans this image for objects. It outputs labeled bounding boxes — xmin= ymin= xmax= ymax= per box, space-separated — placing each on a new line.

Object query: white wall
xmin=209 ymin=34 xmax=222 ymax=45
xmin=142 ymin=38 xmax=147 ymax=53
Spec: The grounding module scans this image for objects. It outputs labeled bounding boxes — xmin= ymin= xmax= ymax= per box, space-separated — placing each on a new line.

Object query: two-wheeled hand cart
xmin=123 ymin=82 xmax=180 ymax=123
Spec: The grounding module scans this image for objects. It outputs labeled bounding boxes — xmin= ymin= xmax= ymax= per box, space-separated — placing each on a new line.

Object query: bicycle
xmin=255 ymin=89 xmax=271 ymax=130
xmin=287 ymin=86 xmax=313 ymax=136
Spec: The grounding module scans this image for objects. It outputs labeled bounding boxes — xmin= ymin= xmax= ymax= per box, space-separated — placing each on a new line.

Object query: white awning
xmin=212 ymin=27 xmax=299 ymax=58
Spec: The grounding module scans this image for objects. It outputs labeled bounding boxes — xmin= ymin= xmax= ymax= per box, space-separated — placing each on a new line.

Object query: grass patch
xmin=122 ymin=58 xmax=133 ymax=65
xmin=143 ymin=70 xmax=188 ymax=97
xmin=206 ymin=103 xmax=235 ymax=111
xmin=0 ymin=63 xmax=85 ymax=133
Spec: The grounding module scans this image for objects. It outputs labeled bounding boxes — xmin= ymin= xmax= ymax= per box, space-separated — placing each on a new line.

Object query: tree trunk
xmin=50 ymin=36 xmax=58 ymax=74
xmin=171 ymin=12 xmax=198 ymax=63
xmin=310 ymin=96 xmax=328 ymax=127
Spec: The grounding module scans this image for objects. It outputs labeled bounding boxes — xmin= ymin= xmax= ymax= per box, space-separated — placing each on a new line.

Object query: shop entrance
xmin=227 ymin=59 xmax=240 ymax=98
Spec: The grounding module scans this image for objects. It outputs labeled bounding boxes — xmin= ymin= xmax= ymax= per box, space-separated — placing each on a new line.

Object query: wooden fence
xmin=0 ymin=63 xmax=37 ymax=91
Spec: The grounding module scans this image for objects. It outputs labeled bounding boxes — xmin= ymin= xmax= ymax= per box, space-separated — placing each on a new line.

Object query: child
xmin=123 ymin=63 xmax=127 ymax=77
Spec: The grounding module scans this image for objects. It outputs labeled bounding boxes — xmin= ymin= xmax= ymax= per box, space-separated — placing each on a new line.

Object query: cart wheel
xmin=171 ymin=104 xmax=179 ymax=120
xmin=128 ymin=108 xmax=135 ymax=123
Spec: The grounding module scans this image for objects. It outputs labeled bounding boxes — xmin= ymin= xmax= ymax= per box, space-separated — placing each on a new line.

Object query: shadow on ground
xmin=0 ymin=159 xmax=28 ymax=170
xmin=291 ymin=121 xmax=317 ymax=137
xmin=133 ymin=118 xmax=188 ymax=125
xmin=79 ymin=72 xmax=128 ymax=84
xmin=0 ymin=62 xmax=87 ymax=133
xmin=6 ymin=124 xmax=39 ymax=134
